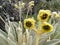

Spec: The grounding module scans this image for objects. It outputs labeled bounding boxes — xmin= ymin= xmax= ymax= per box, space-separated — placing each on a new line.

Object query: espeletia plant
xmin=0 ymin=0 xmax=60 ymax=45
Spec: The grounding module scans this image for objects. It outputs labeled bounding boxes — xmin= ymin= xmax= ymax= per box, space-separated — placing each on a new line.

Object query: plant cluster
xmin=0 ymin=0 xmax=60 ymax=45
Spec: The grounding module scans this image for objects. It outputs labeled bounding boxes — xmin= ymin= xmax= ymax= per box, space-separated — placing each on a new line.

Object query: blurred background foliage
xmin=22 ymin=0 xmax=60 ymax=17
xmin=22 ymin=0 xmax=60 ymax=12
xmin=37 ymin=0 xmax=60 ymax=11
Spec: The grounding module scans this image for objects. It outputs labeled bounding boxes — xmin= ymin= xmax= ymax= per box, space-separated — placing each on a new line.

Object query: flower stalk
xmin=35 ymin=34 xmax=40 ymax=45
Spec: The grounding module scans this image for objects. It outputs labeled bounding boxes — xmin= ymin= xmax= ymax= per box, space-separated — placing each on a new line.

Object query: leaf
xmin=0 ymin=29 xmax=7 ymax=37
xmin=0 ymin=34 xmax=9 ymax=45
xmin=50 ymin=22 xmax=60 ymax=39
xmin=8 ymin=38 xmax=17 ymax=45
xmin=44 ymin=39 xmax=60 ymax=45
xmin=8 ymin=22 xmax=18 ymax=42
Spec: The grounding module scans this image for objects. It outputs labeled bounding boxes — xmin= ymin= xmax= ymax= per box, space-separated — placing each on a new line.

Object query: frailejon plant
xmin=0 ymin=1 xmax=60 ymax=45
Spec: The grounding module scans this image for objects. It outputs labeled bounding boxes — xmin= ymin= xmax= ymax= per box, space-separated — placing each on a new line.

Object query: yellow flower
xmin=41 ymin=22 xmax=53 ymax=33
xmin=45 ymin=10 xmax=51 ymax=15
xmin=24 ymin=18 xmax=35 ymax=29
xmin=37 ymin=10 xmax=51 ymax=21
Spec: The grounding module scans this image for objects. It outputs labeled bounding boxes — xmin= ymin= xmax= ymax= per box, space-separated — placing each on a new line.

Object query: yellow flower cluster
xmin=41 ymin=22 xmax=53 ymax=33
xmin=35 ymin=22 xmax=53 ymax=34
xmin=37 ymin=10 xmax=51 ymax=21
xmin=23 ymin=9 xmax=53 ymax=34
xmin=36 ymin=10 xmax=53 ymax=34
xmin=24 ymin=18 xmax=35 ymax=29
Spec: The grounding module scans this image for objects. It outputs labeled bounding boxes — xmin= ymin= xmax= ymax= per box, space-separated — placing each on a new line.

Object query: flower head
xmin=29 ymin=1 xmax=34 ymax=7
xmin=52 ymin=12 xmax=58 ymax=17
xmin=52 ymin=12 xmax=60 ymax=19
xmin=24 ymin=18 xmax=35 ymax=29
xmin=14 ymin=3 xmax=18 ymax=9
xmin=37 ymin=10 xmax=51 ymax=21
xmin=14 ymin=2 xmax=25 ymax=9
xmin=21 ymin=2 xmax=25 ymax=8
xmin=41 ymin=22 xmax=53 ymax=33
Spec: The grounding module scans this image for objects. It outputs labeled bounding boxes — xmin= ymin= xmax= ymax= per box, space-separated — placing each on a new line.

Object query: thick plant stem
xmin=17 ymin=26 xmax=23 ymax=45
xmin=35 ymin=34 xmax=40 ymax=45
xmin=18 ymin=29 xmax=23 ymax=45
xmin=22 ymin=34 xmax=26 ymax=45
xmin=26 ymin=29 xmax=30 ymax=45
xmin=38 ymin=21 xmax=42 ymax=30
